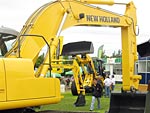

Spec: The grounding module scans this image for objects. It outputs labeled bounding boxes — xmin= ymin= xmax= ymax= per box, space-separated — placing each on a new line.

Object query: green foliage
xmin=117 ymin=49 xmax=122 ymax=57
xmin=112 ymin=51 xmax=116 ymax=58
xmin=35 ymin=53 xmax=44 ymax=68
xmin=101 ymin=50 xmax=109 ymax=58
xmin=61 ymin=56 xmax=72 ymax=76
xmin=38 ymin=92 xmax=110 ymax=113
xmin=37 ymin=84 xmax=122 ymax=112
xmin=111 ymin=49 xmax=122 ymax=58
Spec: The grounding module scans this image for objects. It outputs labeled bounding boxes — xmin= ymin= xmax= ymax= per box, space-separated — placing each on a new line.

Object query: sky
xmin=0 ymin=0 xmax=149 ymax=56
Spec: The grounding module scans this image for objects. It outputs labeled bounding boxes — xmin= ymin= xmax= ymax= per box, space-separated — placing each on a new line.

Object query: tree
xmin=35 ymin=53 xmax=44 ymax=68
xmin=61 ymin=56 xmax=72 ymax=76
xmin=101 ymin=50 xmax=109 ymax=58
xmin=111 ymin=49 xmax=122 ymax=58
xmin=116 ymin=49 xmax=122 ymax=57
xmin=112 ymin=51 xmax=116 ymax=58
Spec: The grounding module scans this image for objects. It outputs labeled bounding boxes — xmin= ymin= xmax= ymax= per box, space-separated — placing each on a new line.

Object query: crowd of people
xmin=103 ymin=74 xmax=115 ymax=97
xmin=60 ymin=76 xmax=74 ymax=89
xmin=59 ymin=73 xmax=116 ymax=111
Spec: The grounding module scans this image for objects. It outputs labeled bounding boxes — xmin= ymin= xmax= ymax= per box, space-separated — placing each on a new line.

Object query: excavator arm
xmin=6 ymin=0 xmax=140 ymax=91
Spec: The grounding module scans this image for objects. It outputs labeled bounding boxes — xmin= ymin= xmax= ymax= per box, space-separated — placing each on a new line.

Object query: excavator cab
xmin=92 ymin=57 xmax=104 ymax=77
xmin=0 ymin=26 xmax=18 ymax=56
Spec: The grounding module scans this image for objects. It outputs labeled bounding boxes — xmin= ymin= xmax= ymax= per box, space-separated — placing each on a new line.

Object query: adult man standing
xmin=104 ymin=75 xmax=112 ymax=97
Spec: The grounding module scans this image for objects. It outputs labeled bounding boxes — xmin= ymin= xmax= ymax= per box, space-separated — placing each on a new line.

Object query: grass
xmin=38 ymin=84 xmax=122 ymax=113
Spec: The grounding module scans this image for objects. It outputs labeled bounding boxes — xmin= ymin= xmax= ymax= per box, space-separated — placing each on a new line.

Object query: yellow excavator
xmin=0 ymin=0 xmax=149 ymax=113
xmin=61 ymin=41 xmax=104 ymax=106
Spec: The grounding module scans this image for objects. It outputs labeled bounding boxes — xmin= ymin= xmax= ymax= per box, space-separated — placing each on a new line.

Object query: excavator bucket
xmin=137 ymin=40 xmax=150 ymax=57
xmin=107 ymin=92 xmax=150 ymax=113
xmin=74 ymin=93 xmax=86 ymax=107
xmin=62 ymin=41 xmax=94 ymax=56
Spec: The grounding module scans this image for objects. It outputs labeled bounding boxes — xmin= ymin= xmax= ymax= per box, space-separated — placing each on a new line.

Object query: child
xmin=90 ymin=78 xmax=103 ymax=111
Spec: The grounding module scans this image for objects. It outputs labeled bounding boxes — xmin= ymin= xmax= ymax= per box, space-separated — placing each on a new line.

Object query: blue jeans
xmin=105 ymin=86 xmax=110 ymax=97
xmin=90 ymin=96 xmax=100 ymax=110
xmin=111 ymin=85 xmax=115 ymax=91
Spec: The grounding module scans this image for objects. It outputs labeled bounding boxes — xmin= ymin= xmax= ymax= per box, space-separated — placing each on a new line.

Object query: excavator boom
xmin=5 ymin=1 xmax=140 ymax=91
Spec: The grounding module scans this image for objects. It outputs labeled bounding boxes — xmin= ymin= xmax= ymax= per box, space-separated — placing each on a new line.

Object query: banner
xmin=97 ymin=45 xmax=104 ymax=59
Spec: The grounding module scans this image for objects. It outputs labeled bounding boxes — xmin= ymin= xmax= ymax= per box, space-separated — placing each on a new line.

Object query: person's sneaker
xmin=89 ymin=109 xmax=93 ymax=111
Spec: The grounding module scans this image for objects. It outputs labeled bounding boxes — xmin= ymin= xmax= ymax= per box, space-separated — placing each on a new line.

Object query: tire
xmin=130 ymin=86 xmax=136 ymax=93
xmin=71 ymin=81 xmax=78 ymax=96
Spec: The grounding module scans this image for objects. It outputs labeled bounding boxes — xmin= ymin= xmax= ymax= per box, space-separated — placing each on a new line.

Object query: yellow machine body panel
xmin=0 ymin=58 xmax=61 ymax=110
xmin=0 ymin=59 xmax=6 ymax=102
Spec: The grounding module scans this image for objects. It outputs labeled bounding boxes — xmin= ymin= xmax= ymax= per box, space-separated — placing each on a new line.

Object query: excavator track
xmin=37 ymin=110 xmax=98 ymax=113
xmin=0 ymin=110 xmax=98 ymax=113
xmin=0 ymin=108 xmax=98 ymax=113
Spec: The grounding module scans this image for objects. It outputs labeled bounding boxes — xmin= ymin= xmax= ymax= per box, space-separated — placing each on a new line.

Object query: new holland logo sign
xmin=86 ymin=15 xmax=120 ymax=23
